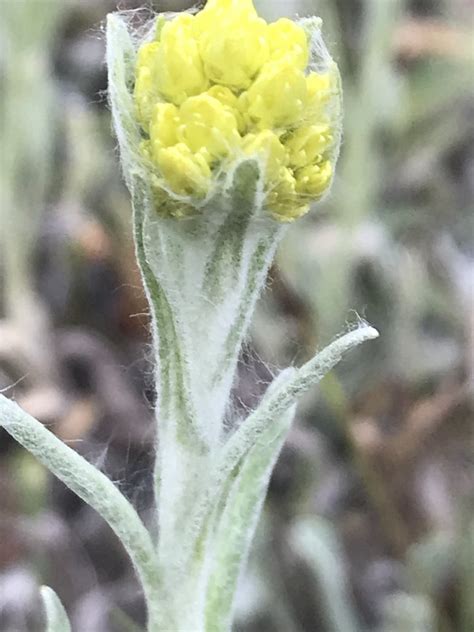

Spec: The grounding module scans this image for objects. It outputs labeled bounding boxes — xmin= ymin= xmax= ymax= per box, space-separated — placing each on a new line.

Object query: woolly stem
xmin=204 ymin=404 xmax=297 ymax=631
xmin=179 ymin=326 xmax=379 ymax=594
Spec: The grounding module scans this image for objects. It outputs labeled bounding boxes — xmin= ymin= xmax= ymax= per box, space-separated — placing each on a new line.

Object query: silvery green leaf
xmin=290 ymin=518 xmax=360 ymax=632
xmin=40 ymin=587 xmax=71 ymax=632
xmin=0 ymin=396 xmax=163 ymax=628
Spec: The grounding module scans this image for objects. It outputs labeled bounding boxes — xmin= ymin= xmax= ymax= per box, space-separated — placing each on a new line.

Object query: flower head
xmin=133 ymin=0 xmax=341 ymax=220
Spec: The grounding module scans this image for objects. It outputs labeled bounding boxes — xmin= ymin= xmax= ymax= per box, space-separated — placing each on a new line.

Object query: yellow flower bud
xmin=149 ymin=103 xmax=179 ymax=149
xmin=306 ymin=71 xmax=332 ymax=115
xmin=155 ymin=14 xmax=209 ymax=105
xmin=295 ymin=160 xmax=333 ymax=197
xmin=243 ymin=58 xmax=308 ymax=129
xmin=199 ymin=12 xmax=269 ymax=89
xmin=285 ymin=124 xmax=332 ymax=168
xmin=156 ymin=143 xmax=212 ymax=197
xmin=206 ymin=85 xmax=246 ymax=133
xmin=267 ymin=167 xmax=309 ymax=221
xmin=134 ymin=42 xmax=160 ymax=127
xmin=206 ymin=85 xmax=238 ymax=110
xmin=196 ymin=0 xmax=260 ymax=31
xmin=267 ymin=18 xmax=309 ymax=69
xmin=131 ymin=0 xmax=341 ymax=218
xmin=242 ymin=130 xmax=288 ymax=181
xmin=178 ymin=94 xmax=241 ymax=160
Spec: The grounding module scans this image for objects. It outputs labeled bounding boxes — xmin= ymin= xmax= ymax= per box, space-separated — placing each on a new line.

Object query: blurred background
xmin=0 ymin=0 xmax=473 ymax=631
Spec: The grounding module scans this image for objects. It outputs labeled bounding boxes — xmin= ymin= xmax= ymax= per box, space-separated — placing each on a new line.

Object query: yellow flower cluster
xmin=135 ymin=0 xmax=338 ymax=220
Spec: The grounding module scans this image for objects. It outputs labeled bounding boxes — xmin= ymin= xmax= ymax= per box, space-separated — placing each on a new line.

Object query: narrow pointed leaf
xmin=40 ymin=587 xmax=71 ymax=632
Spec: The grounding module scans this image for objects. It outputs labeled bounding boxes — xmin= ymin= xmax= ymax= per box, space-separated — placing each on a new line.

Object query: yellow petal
xmin=156 ymin=143 xmax=212 ymax=197
xmin=178 ymin=94 xmax=241 ymax=159
xmin=266 ymin=167 xmax=309 ymax=220
xmin=268 ymin=18 xmax=309 ymax=69
xmin=285 ymin=124 xmax=333 ymax=168
xmin=244 ymin=58 xmax=308 ymax=129
xmin=134 ymin=42 xmax=161 ymax=128
xmin=242 ymin=130 xmax=288 ymax=181
xmin=199 ymin=15 xmax=269 ymax=89
xmin=149 ymin=103 xmax=180 ymax=149
xmin=155 ymin=14 xmax=209 ymax=105
xmin=295 ymin=160 xmax=333 ymax=197
xmin=205 ymin=85 xmax=246 ymax=133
